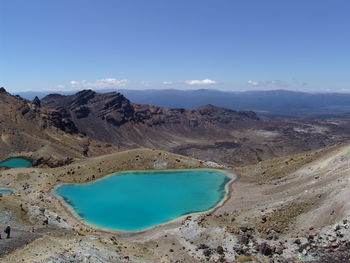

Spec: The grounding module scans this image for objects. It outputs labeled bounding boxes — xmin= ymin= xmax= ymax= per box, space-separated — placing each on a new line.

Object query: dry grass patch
xmin=236 ymin=145 xmax=338 ymax=184
xmin=255 ymin=201 xmax=313 ymax=237
xmin=237 ymin=255 xmax=261 ymax=262
xmin=198 ymin=211 xmax=239 ymax=229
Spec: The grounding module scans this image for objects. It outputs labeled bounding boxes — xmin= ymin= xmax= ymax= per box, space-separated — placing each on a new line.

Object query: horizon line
xmin=8 ymin=87 xmax=350 ymax=95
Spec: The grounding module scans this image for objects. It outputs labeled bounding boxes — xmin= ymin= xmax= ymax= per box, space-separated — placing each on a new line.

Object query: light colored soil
xmin=0 ymin=144 xmax=350 ymax=262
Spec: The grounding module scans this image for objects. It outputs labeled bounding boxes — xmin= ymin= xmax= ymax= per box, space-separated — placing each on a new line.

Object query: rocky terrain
xmin=1 ymin=88 xmax=350 ymax=262
xmin=41 ymin=89 xmax=350 ymax=167
xmin=17 ymin=89 xmax=350 ymax=118
xmin=0 ymin=88 xmax=121 ymax=164
xmin=0 ymin=142 xmax=349 ymax=262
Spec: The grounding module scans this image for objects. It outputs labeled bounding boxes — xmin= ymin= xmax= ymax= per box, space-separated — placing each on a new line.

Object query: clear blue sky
xmin=1 ymin=0 xmax=349 ymax=92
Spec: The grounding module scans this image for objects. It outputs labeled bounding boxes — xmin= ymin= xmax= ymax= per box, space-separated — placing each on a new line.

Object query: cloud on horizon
xmin=56 ymin=78 xmax=128 ymax=91
xmin=247 ymin=79 xmax=302 ymax=88
xmin=185 ymin=79 xmax=217 ymax=85
xmin=247 ymin=80 xmax=261 ymax=86
xmin=52 ymin=78 xmax=220 ymax=91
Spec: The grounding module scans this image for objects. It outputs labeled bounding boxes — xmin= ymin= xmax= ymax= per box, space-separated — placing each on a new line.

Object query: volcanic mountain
xmin=41 ymin=89 xmax=350 ymax=166
xmin=42 ymin=89 xmax=260 ymax=143
xmin=2 ymin=88 xmax=350 ymax=262
xmin=0 ymin=88 xmax=119 ymax=163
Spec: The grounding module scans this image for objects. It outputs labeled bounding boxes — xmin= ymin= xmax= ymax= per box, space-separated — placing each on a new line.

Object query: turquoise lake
xmin=57 ymin=169 xmax=231 ymax=232
xmin=0 ymin=157 xmax=32 ymax=168
xmin=0 ymin=189 xmax=13 ymax=195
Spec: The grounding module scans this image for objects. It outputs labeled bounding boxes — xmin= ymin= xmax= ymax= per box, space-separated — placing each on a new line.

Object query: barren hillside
xmin=42 ymin=89 xmax=350 ymax=166
xmin=0 ymin=88 xmax=120 ymax=163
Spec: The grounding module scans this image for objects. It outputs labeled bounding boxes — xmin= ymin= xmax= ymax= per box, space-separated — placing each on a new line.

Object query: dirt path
xmin=0 ymin=228 xmax=40 ymax=258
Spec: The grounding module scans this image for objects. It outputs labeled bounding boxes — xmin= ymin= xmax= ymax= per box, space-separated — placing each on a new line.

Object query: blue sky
xmin=1 ymin=0 xmax=349 ymax=92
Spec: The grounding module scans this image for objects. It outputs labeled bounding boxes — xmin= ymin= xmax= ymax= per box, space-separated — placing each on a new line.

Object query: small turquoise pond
xmin=57 ymin=169 xmax=231 ymax=232
xmin=0 ymin=158 xmax=32 ymax=168
xmin=0 ymin=189 xmax=13 ymax=195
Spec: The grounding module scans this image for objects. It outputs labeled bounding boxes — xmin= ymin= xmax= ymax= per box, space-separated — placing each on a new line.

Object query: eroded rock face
xmin=74 ymin=106 xmax=90 ymax=119
xmin=39 ymin=89 xmax=350 ymax=167
xmin=41 ymin=89 xmax=261 ymax=138
xmin=70 ymin=89 xmax=96 ymax=108
xmin=102 ymin=94 xmax=135 ymax=126
xmin=32 ymin=157 xmax=74 ymax=168
xmin=32 ymin=96 xmax=41 ymax=107
xmin=41 ymin=111 xmax=79 ymax=134
xmin=0 ymin=89 xmax=121 ymax=161
xmin=0 ymin=89 xmax=78 ymax=135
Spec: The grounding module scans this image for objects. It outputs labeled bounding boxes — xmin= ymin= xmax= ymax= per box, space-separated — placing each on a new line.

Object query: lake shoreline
xmin=0 ymin=157 xmax=33 ymax=168
xmin=53 ymin=168 xmax=239 ymax=235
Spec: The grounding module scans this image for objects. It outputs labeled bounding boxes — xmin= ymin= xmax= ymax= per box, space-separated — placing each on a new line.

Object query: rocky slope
xmin=42 ymin=89 xmax=350 ymax=166
xmin=0 ymin=88 xmax=120 ymax=163
xmin=42 ymin=89 xmax=261 ymax=142
xmin=1 ymin=142 xmax=350 ymax=262
xmin=0 ymin=149 xmax=211 ymax=262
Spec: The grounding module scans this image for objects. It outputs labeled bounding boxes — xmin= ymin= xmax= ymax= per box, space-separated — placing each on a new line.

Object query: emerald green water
xmin=57 ymin=169 xmax=231 ymax=232
xmin=0 ymin=189 xmax=13 ymax=195
xmin=0 ymin=157 xmax=32 ymax=168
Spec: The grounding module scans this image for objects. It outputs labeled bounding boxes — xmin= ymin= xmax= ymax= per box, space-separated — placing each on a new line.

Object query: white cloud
xmin=247 ymin=79 xmax=291 ymax=88
xmin=56 ymin=78 xmax=128 ymax=91
xmin=69 ymin=81 xmax=79 ymax=85
xmin=162 ymin=81 xmax=173 ymax=85
xmin=338 ymin=88 xmax=350 ymax=93
xmin=247 ymin=80 xmax=261 ymax=86
xmin=185 ymin=79 xmax=217 ymax=85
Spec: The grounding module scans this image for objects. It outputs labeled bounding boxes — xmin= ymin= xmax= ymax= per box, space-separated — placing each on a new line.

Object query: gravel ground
xmin=0 ymin=228 xmax=40 ymax=258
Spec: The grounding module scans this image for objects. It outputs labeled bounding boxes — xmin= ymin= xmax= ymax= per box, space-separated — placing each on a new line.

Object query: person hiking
xmin=4 ymin=226 xmax=11 ymax=238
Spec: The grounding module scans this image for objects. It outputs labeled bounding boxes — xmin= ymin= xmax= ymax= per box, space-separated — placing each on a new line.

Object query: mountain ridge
xmin=18 ymin=88 xmax=350 ymax=118
xmin=0 ymin=88 xmax=120 ymax=163
xmin=40 ymin=89 xmax=350 ymax=166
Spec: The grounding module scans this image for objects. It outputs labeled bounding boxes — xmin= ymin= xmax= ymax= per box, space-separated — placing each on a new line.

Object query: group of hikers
xmin=0 ymin=226 xmax=11 ymax=239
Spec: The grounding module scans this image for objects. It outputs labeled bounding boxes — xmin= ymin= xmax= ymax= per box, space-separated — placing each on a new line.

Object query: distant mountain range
xmin=17 ymin=89 xmax=350 ymax=118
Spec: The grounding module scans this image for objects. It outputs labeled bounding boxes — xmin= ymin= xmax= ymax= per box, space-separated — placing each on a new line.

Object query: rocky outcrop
xmin=0 ymin=89 xmax=119 ymax=160
xmin=32 ymin=157 xmax=74 ymax=168
xmin=31 ymin=96 xmax=41 ymax=107
xmin=42 ymin=90 xmax=261 ymax=127
xmin=74 ymin=106 xmax=90 ymax=119
xmin=70 ymin=89 xmax=96 ymax=108
xmin=41 ymin=89 xmax=261 ymax=136
xmin=41 ymin=111 xmax=79 ymax=134
xmin=39 ymin=89 xmax=350 ymax=167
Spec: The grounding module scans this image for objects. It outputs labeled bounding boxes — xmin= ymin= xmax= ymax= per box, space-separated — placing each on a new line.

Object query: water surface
xmin=0 ymin=189 xmax=13 ymax=195
xmin=0 ymin=157 xmax=32 ymax=168
xmin=57 ymin=169 xmax=231 ymax=232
